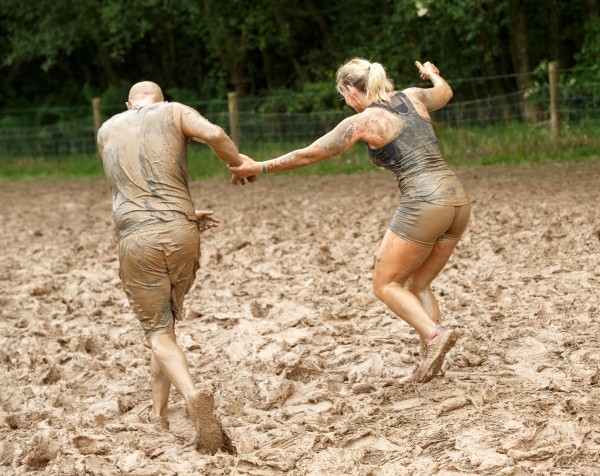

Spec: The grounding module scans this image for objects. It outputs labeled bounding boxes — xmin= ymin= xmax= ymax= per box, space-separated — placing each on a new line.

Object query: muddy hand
xmin=195 ymin=210 xmax=220 ymax=232
xmin=229 ymin=154 xmax=261 ymax=184
xmin=231 ymin=175 xmax=246 ymax=186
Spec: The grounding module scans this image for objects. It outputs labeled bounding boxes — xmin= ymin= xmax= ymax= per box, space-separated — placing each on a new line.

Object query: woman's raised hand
xmin=415 ymin=61 xmax=440 ymax=81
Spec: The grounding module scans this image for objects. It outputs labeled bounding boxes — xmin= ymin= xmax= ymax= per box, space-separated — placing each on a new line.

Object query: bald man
xmin=97 ymin=81 xmax=247 ymax=454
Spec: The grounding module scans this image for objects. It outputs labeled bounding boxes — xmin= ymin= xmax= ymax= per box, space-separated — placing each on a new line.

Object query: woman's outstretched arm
xmin=229 ymin=115 xmax=366 ymax=177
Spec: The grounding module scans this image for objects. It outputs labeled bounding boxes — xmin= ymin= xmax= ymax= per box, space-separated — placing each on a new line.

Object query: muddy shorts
xmin=389 ymin=199 xmax=471 ymax=247
xmin=118 ymin=219 xmax=200 ymax=339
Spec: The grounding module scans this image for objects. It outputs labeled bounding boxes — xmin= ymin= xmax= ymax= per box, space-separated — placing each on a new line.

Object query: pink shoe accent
xmin=425 ymin=328 xmax=442 ymax=345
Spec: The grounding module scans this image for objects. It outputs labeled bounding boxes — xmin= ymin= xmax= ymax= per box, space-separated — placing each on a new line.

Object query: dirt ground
xmin=0 ymin=160 xmax=599 ymax=476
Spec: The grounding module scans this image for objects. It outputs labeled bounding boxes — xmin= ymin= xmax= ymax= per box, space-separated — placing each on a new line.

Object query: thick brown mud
xmin=1 ymin=160 xmax=599 ymax=475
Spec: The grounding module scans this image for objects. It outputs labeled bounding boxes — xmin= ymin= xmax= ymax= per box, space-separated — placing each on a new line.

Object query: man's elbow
xmin=204 ymin=126 xmax=228 ymax=145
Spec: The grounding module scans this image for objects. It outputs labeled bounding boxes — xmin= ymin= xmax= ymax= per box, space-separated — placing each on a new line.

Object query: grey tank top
xmin=367 ymin=92 xmax=469 ymax=205
xmin=98 ymin=102 xmax=197 ymax=240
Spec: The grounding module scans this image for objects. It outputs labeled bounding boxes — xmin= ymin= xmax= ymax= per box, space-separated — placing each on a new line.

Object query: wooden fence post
xmin=548 ymin=61 xmax=560 ymax=144
xmin=92 ymin=97 xmax=102 ymax=157
xmin=228 ymin=92 xmax=241 ymax=147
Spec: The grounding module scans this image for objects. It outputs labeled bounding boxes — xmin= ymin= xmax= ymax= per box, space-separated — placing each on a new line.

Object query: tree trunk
xmin=477 ymin=2 xmax=513 ymax=122
xmin=303 ymin=0 xmax=338 ymax=53
xmin=586 ymin=0 xmax=598 ymax=19
xmin=96 ymin=45 xmax=119 ymax=87
xmin=203 ymin=0 xmax=247 ymax=96
xmin=507 ymin=0 xmax=539 ymax=122
xmin=160 ymin=21 xmax=177 ymax=90
xmin=268 ymin=0 xmax=306 ymax=84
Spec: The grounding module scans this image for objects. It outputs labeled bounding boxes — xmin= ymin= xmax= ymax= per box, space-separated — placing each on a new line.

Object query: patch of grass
xmin=0 ymin=155 xmax=105 ymax=179
xmin=187 ymin=141 xmax=376 ymax=179
xmin=438 ymin=121 xmax=600 ymax=166
xmin=1 ymin=122 xmax=598 ymax=180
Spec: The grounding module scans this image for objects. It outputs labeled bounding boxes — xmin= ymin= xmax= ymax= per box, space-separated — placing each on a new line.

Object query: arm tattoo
xmin=317 ymin=121 xmax=356 ymax=156
xmin=367 ymin=117 xmax=402 ymax=143
xmin=267 ymin=153 xmax=296 ymax=172
xmin=265 ymin=118 xmax=358 ymax=172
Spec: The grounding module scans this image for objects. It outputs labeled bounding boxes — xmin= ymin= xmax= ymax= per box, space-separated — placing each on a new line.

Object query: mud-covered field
xmin=1 ymin=160 xmax=599 ymax=475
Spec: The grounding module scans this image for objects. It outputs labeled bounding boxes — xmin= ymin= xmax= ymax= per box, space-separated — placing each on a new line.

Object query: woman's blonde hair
xmin=336 ymin=58 xmax=395 ymax=104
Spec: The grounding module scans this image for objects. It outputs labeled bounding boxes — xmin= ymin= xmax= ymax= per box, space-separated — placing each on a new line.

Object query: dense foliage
xmin=0 ymin=0 xmax=598 ymax=113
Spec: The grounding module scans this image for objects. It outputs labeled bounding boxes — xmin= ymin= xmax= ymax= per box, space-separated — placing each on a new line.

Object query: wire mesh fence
xmin=0 ymin=79 xmax=599 ymax=158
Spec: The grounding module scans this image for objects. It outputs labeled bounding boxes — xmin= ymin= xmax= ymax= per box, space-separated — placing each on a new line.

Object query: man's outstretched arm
xmin=178 ymin=104 xmax=243 ymax=167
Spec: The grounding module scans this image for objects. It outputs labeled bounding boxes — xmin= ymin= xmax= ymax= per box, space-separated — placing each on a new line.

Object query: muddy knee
xmin=372 ymin=279 xmax=403 ymax=302
xmin=372 ymin=279 xmax=387 ymax=301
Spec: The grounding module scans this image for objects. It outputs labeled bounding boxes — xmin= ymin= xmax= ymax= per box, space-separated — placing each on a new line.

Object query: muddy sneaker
xmin=147 ymin=413 xmax=170 ymax=430
xmin=399 ymin=336 xmax=429 ymax=384
xmin=432 ymin=323 xmax=450 ymax=379
xmin=398 ymin=363 xmax=423 ymax=384
xmin=440 ymin=349 xmax=453 ymax=376
xmin=186 ymin=389 xmax=227 ymax=455
xmin=419 ymin=328 xmax=459 ymax=383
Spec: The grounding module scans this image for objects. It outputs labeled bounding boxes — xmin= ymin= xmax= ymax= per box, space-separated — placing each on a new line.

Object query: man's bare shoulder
xmin=171 ymin=102 xmax=198 ymax=113
xmin=97 ymin=113 xmax=123 ymax=137
xmin=174 ymin=103 xmax=207 ymax=120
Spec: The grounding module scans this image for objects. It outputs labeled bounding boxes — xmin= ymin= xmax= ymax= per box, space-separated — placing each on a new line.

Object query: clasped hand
xmin=230 ymin=154 xmax=260 ymax=185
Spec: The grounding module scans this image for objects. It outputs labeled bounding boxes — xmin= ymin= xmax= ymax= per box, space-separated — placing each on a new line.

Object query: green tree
xmin=0 ymin=0 xmax=597 ymax=116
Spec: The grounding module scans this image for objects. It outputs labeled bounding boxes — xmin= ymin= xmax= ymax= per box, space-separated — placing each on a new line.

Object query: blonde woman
xmin=230 ymin=59 xmax=470 ymax=383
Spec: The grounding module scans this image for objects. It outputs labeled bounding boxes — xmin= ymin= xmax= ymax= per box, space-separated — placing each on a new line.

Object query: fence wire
xmin=0 ymin=82 xmax=599 ymax=157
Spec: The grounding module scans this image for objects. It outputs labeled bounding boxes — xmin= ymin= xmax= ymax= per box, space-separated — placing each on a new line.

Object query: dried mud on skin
xmin=1 ymin=161 xmax=599 ymax=476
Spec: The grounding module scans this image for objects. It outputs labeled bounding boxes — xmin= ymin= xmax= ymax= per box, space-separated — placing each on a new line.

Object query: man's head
xmin=126 ymin=81 xmax=164 ymax=109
